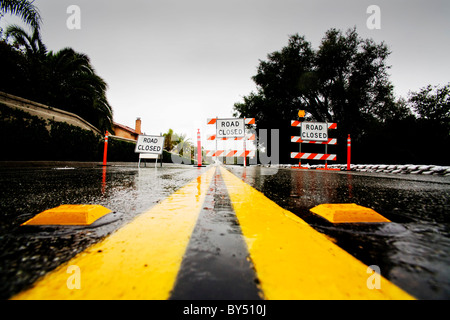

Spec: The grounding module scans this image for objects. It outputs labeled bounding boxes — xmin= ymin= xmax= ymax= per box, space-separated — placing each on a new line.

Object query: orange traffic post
xmin=103 ymin=130 xmax=109 ymax=166
xmin=197 ymin=129 xmax=202 ymax=167
xmin=243 ymin=138 xmax=247 ymax=167
xmin=347 ymin=134 xmax=351 ymax=171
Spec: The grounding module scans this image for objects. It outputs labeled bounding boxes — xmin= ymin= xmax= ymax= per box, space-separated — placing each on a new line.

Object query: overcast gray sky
xmin=2 ymin=0 xmax=449 ymax=143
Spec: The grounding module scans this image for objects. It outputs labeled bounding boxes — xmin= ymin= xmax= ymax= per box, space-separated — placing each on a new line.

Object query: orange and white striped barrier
xmin=206 ymin=150 xmax=256 ymax=158
xmin=291 ymin=121 xmax=337 ymax=129
xmin=291 ymin=136 xmax=337 ymax=145
xmin=291 ymin=119 xmax=338 ymax=169
xmin=207 ymin=134 xmax=256 ymax=141
xmin=208 ymin=118 xmax=255 ymax=125
xmin=207 ymin=117 xmax=256 ymax=165
xmin=291 ymin=152 xmax=337 ymax=161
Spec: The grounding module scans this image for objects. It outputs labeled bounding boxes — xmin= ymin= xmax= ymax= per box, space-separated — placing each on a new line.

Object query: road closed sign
xmin=135 ymin=135 xmax=165 ymax=154
xmin=216 ymin=118 xmax=245 ymax=138
xmin=301 ymin=122 xmax=328 ymax=141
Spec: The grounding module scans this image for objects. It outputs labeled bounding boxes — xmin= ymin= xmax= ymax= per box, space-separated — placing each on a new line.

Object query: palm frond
xmin=0 ymin=0 xmax=42 ymax=30
xmin=5 ymin=23 xmax=46 ymax=56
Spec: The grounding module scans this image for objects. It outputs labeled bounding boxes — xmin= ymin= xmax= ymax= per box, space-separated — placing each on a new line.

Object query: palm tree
xmin=46 ymin=47 xmax=113 ymax=133
xmin=0 ymin=0 xmax=41 ymax=30
xmin=171 ymin=132 xmax=193 ymax=157
xmin=4 ymin=25 xmax=113 ymax=133
xmin=163 ymin=128 xmax=175 ymax=151
xmin=5 ymin=24 xmax=46 ymax=57
xmin=4 ymin=24 xmax=47 ymax=101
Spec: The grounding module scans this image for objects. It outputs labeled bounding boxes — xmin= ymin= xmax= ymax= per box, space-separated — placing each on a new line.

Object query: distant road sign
xmin=135 ymin=135 xmax=165 ymax=154
xmin=301 ymin=122 xmax=328 ymax=142
xmin=216 ymin=118 xmax=245 ymax=138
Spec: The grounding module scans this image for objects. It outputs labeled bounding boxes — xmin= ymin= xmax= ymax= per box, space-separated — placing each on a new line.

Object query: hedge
xmin=0 ymin=103 xmax=132 ymax=162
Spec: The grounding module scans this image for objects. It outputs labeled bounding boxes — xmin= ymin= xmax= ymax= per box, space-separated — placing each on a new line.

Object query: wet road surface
xmin=0 ymin=163 xmax=209 ymax=299
xmin=0 ymin=163 xmax=449 ymax=299
xmin=227 ymin=166 xmax=450 ymax=299
xmin=170 ymin=170 xmax=263 ymax=300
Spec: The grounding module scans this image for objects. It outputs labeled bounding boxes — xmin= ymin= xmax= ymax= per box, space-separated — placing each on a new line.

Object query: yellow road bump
xmin=220 ymin=166 xmax=414 ymax=300
xmin=310 ymin=203 xmax=391 ymax=223
xmin=12 ymin=167 xmax=215 ymax=300
xmin=21 ymin=205 xmax=112 ymax=226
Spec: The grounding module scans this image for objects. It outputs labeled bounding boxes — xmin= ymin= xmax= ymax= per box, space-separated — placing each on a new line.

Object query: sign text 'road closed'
xmin=216 ymin=118 xmax=245 ymax=138
xmin=301 ymin=122 xmax=328 ymax=141
xmin=135 ymin=135 xmax=165 ymax=154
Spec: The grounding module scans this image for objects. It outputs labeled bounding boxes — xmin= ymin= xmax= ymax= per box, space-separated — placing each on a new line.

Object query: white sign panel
xmin=216 ymin=118 xmax=245 ymax=138
xmin=135 ymin=135 xmax=165 ymax=154
xmin=301 ymin=122 xmax=328 ymax=141
xmin=139 ymin=153 xmax=159 ymax=159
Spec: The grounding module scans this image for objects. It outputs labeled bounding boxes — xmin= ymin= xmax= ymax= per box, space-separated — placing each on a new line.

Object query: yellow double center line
xmin=13 ymin=167 xmax=216 ymax=300
xmin=12 ymin=166 xmax=415 ymax=300
xmin=219 ymin=167 xmax=414 ymax=300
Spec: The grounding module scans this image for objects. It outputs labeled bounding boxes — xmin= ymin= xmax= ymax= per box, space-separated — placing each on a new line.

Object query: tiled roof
xmin=113 ymin=122 xmax=138 ymax=134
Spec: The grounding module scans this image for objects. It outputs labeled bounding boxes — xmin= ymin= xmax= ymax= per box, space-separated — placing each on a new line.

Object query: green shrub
xmin=0 ymin=103 xmax=137 ymax=162
xmin=0 ymin=104 xmax=51 ymax=160
xmin=107 ymin=138 xmax=139 ymax=162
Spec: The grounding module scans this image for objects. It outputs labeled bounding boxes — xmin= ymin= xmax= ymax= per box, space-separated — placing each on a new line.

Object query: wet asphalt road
xmin=227 ymin=166 xmax=450 ymax=299
xmin=0 ymin=163 xmax=449 ymax=299
xmin=0 ymin=163 xmax=210 ymax=299
xmin=170 ymin=170 xmax=263 ymax=300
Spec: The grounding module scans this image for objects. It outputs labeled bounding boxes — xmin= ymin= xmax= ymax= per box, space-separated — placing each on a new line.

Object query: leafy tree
xmin=163 ymin=128 xmax=175 ymax=151
xmin=409 ymin=83 xmax=450 ymax=130
xmin=172 ymin=132 xmax=193 ymax=157
xmin=0 ymin=0 xmax=41 ymax=30
xmin=234 ymin=28 xmax=398 ymax=163
xmin=403 ymin=84 xmax=450 ymax=165
xmin=163 ymin=129 xmax=193 ymax=157
xmin=241 ymin=34 xmax=315 ymax=128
